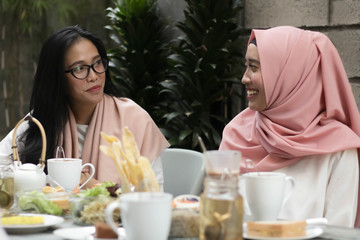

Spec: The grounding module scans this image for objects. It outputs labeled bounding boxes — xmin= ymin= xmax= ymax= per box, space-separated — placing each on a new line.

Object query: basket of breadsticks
xmin=69 ymin=127 xmax=160 ymax=226
xmin=99 ymin=126 xmax=160 ymax=193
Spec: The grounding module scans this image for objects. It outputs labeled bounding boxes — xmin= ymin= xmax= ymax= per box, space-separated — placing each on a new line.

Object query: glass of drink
xmin=200 ymin=177 xmax=243 ymax=240
xmin=0 ymin=156 xmax=15 ymax=209
xmin=204 ymin=150 xmax=242 ymax=179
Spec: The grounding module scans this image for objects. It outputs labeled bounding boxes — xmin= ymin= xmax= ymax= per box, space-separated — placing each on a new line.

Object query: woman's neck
xmin=71 ymin=104 xmax=96 ymax=125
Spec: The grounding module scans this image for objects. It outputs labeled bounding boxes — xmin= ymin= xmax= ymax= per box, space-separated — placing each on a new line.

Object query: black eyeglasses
xmin=65 ymin=58 xmax=108 ymax=80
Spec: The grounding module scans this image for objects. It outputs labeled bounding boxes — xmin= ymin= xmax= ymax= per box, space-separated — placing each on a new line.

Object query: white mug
xmin=47 ymin=158 xmax=95 ymax=191
xmin=106 ymin=192 xmax=173 ymax=240
xmin=242 ymin=172 xmax=295 ymax=221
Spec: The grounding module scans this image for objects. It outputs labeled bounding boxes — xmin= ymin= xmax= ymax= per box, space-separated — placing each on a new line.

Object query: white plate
xmin=53 ymin=226 xmax=125 ymax=240
xmin=243 ymin=225 xmax=323 ymax=240
xmin=3 ymin=213 xmax=64 ymax=234
xmin=169 ymin=239 xmax=199 ymax=240
xmin=53 ymin=227 xmax=96 ymax=240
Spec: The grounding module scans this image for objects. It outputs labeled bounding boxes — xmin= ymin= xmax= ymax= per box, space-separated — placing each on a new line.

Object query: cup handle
xmin=105 ymin=201 xmax=123 ymax=237
xmin=79 ymin=163 xmax=95 ymax=189
xmin=282 ymin=176 xmax=295 ymax=205
xmin=238 ymin=174 xmax=251 ymax=218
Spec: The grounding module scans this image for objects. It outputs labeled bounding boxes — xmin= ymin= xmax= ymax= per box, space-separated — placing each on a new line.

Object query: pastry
xmin=247 ymin=220 xmax=306 ymax=238
xmin=94 ymin=222 xmax=118 ymax=239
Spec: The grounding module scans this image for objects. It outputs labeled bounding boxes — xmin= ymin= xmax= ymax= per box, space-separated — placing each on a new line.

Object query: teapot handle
xmin=12 ymin=115 xmax=47 ymax=168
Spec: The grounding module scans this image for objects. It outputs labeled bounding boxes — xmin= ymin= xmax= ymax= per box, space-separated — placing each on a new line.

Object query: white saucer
xmin=243 ymin=226 xmax=323 ymax=240
xmin=53 ymin=226 xmax=125 ymax=240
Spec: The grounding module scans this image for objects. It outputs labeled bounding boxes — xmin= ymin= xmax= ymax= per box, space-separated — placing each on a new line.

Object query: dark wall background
xmin=0 ymin=0 xmax=112 ymax=139
xmin=1 ymin=0 xmax=359 ymax=140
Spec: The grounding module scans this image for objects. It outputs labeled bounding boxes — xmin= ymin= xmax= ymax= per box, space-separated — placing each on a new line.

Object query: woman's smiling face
xmin=64 ymin=37 xmax=105 ymax=111
xmin=242 ymin=43 xmax=267 ymax=111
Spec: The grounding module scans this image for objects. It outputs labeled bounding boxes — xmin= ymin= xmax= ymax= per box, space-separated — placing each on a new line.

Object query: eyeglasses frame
xmin=64 ymin=58 xmax=108 ymax=80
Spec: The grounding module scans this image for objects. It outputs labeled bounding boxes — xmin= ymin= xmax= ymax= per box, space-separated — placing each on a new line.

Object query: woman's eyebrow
xmin=67 ymin=60 xmax=84 ymax=69
xmin=247 ymin=58 xmax=260 ymax=64
xmin=67 ymin=55 xmax=101 ymax=69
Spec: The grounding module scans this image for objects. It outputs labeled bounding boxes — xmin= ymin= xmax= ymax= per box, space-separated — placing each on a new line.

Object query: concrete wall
xmin=243 ymin=0 xmax=360 ymax=110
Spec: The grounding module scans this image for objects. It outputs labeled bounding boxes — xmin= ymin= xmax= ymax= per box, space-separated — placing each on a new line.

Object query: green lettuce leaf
xmin=76 ymin=181 xmax=116 ymax=198
xmin=18 ymin=191 xmax=63 ymax=216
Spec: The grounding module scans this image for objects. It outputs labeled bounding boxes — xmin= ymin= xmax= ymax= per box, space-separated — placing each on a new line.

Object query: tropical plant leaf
xmin=159 ymin=0 xmax=246 ymax=150
xmin=107 ymin=0 xmax=171 ymax=123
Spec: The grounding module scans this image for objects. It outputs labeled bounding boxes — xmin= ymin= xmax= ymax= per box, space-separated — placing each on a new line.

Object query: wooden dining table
xmin=5 ymin=216 xmax=360 ymax=240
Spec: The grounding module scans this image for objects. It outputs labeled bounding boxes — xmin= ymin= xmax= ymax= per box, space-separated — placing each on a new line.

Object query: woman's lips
xmin=87 ymin=85 xmax=101 ymax=92
xmin=247 ymin=89 xmax=259 ymax=99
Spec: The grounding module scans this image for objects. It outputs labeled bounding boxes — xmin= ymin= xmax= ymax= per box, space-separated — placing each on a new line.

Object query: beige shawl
xmin=60 ymin=95 xmax=169 ymax=182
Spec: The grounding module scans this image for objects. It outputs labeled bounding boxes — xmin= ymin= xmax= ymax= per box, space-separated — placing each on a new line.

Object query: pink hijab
xmin=60 ymin=94 xmax=169 ymax=183
xmin=219 ymin=26 xmax=360 ymax=226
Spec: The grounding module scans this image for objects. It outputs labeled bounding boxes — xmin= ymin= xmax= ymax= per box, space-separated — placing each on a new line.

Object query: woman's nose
xmin=241 ymin=71 xmax=251 ymax=85
xmin=86 ymin=68 xmax=98 ymax=82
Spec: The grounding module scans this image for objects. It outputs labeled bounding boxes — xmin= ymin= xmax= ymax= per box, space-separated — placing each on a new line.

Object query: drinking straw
xmin=197 ymin=135 xmax=214 ymax=176
xmin=245 ymin=159 xmax=260 ymax=176
xmin=197 ymin=135 xmax=207 ymax=153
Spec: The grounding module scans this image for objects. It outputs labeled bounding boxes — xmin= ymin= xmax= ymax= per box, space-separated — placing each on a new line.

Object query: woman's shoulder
xmin=308 ymin=148 xmax=357 ymax=162
xmin=104 ymin=95 xmax=151 ymax=117
xmin=104 ymin=95 xmax=144 ymax=109
xmin=279 ymin=149 xmax=358 ymax=174
xmin=105 ymin=95 xmax=136 ymax=105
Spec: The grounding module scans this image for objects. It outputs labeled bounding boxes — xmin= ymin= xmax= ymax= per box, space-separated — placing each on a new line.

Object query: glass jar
xmin=0 ymin=156 xmax=15 ymax=209
xmin=200 ymin=176 xmax=243 ymax=240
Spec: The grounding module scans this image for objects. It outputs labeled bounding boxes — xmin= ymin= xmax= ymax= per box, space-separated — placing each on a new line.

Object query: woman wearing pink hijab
xmin=220 ymin=26 xmax=360 ymax=227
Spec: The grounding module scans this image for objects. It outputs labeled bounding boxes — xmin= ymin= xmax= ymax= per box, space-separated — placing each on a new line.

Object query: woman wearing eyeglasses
xmin=0 ymin=26 xmax=169 ymax=189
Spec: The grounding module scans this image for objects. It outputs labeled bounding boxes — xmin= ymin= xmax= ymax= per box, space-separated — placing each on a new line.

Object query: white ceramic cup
xmin=243 ymin=172 xmax=295 ymax=221
xmin=47 ymin=158 xmax=95 ymax=191
xmin=106 ymin=192 xmax=173 ymax=240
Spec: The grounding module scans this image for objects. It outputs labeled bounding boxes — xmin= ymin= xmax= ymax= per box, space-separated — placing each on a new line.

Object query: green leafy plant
xmin=159 ymin=0 xmax=245 ymax=150
xmin=106 ymin=0 xmax=171 ymax=122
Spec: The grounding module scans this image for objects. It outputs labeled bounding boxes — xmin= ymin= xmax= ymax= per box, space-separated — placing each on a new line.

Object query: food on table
xmin=172 ymin=194 xmax=200 ymax=209
xmin=78 ymin=196 xmax=118 ymax=225
xmin=170 ymin=209 xmax=200 ymax=238
xmin=18 ymin=191 xmax=63 ymax=216
xmin=40 ymin=186 xmax=70 ymax=212
xmin=246 ymin=220 xmax=306 ymax=238
xmin=42 ymin=186 xmax=65 ymax=193
xmin=94 ymin=222 xmax=118 ymax=239
xmin=169 ymin=195 xmax=200 ymax=238
xmin=1 ymin=215 xmax=44 ymax=225
xmin=70 ymin=182 xmax=121 ymax=225
xmin=50 ymin=193 xmax=71 ymax=211
xmin=100 ymin=126 xmax=160 ymax=192
xmin=51 ymin=198 xmax=69 ymax=211
xmin=105 ymin=183 xmax=121 ymax=197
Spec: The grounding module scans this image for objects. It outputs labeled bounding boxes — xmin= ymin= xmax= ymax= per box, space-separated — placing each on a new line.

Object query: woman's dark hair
xmin=19 ymin=26 xmax=118 ymax=165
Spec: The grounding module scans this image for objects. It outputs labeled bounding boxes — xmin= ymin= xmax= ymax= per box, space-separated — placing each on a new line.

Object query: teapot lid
xmin=18 ymin=163 xmax=40 ymax=171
